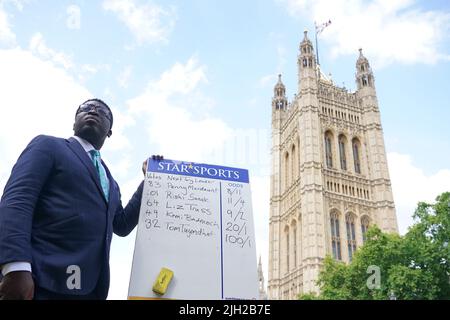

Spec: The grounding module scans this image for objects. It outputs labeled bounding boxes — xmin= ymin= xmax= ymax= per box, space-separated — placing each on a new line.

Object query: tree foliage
xmin=299 ymin=192 xmax=450 ymax=300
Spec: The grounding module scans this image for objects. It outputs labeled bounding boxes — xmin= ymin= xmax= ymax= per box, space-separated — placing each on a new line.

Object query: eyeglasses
xmin=78 ymin=103 xmax=112 ymax=122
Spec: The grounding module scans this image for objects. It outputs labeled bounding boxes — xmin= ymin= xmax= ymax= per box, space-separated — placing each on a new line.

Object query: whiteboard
xmin=127 ymin=159 xmax=258 ymax=300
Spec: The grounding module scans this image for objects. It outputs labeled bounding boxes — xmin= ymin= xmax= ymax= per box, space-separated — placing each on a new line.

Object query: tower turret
xmin=355 ymin=49 xmax=398 ymax=234
xmin=269 ymin=74 xmax=287 ymax=298
xmin=272 ymin=74 xmax=288 ymax=110
xmin=356 ymin=49 xmax=379 ymax=121
xmin=258 ymin=256 xmax=267 ymax=299
xmin=355 ymin=48 xmax=375 ymax=91
xmin=298 ymin=30 xmax=317 ymax=92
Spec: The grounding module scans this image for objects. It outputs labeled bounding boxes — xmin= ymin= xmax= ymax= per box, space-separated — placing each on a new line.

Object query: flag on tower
xmin=315 ymin=19 xmax=332 ymax=35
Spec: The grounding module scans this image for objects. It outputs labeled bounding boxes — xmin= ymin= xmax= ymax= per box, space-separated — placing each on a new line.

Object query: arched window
xmin=292 ymin=221 xmax=297 ymax=269
xmin=352 ymin=138 xmax=361 ymax=174
xmin=325 ymin=131 xmax=334 ymax=169
xmin=338 ymin=135 xmax=347 ymax=170
xmin=330 ymin=211 xmax=342 ymax=260
xmin=285 ymin=226 xmax=290 ymax=272
xmin=362 ymin=75 xmax=368 ymax=86
xmin=285 ymin=151 xmax=290 ymax=190
xmin=346 ymin=214 xmax=357 ymax=261
xmin=291 ymin=144 xmax=297 ymax=181
xmin=361 ymin=216 xmax=370 ymax=243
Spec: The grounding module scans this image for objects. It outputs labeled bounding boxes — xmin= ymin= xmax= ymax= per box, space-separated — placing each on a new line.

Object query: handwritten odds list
xmin=128 ymin=159 xmax=258 ymax=300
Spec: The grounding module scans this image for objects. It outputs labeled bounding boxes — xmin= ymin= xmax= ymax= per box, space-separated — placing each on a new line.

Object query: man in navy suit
xmin=0 ymin=99 xmax=160 ymax=299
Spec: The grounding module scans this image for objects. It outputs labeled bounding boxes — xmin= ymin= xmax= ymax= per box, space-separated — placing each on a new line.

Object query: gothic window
xmin=361 ymin=65 xmax=365 ymax=72
xmin=362 ymin=75 xmax=368 ymax=86
xmin=285 ymin=151 xmax=290 ymax=190
xmin=325 ymin=132 xmax=333 ymax=168
xmin=330 ymin=211 xmax=342 ymax=260
xmin=338 ymin=135 xmax=347 ymax=171
xmin=346 ymin=214 xmax=357 ymax=261
xmin=352 ymin=138 xmax=361 ymax=174
xmin=298 ymin=216 xmax=302 ymax=262
xmin=361 ymin=216 xmax=370 ymax=243
xmin=292 ymin=222 xmax=297 ymax=268
xmin=308 ymin=58 xmax=312 ymax=67
xmin=285 ymin=226 xmax=290 ymax=272
xmin=291 ymin=144 xmax=297 ymax=181
xmin=303 ymin=58 xmax=307 ymax=67
xmin=276 ymin=100 xmax=283 ymax=109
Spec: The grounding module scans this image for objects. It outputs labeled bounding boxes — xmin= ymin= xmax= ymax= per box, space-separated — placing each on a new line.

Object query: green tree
xmin=297 ymin=292 xmax=320 ymax=300
xmin=300 ymin=192 xmax=450 ymax=300
xmin=404 ymin=192 xmax=450 ymax=299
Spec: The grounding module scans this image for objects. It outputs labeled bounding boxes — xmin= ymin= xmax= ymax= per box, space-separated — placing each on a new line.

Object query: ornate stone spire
xmin=272 ymin=74 xmax=287 ymax=110
xmin=298 ymin=30 xmax=317 ymax=92
xmin=299 ymin=30 xmax=316 ymax=70
xmin=258 ymin=256 xmax=267 ymax=300
xmin=355 ymin=48 xmax=375 ymax=90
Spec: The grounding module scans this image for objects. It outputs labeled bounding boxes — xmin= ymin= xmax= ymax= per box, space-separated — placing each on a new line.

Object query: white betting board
xmin=128 ymin=159 xmax=258 ymax=300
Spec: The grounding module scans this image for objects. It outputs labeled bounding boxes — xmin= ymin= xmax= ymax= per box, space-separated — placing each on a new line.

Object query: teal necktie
xmin=89 ymin=150 xmax=109 ymax=201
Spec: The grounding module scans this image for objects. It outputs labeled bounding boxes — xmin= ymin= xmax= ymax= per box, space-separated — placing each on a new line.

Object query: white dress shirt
xmin=1 ymin=136 xmax=103 ymax=277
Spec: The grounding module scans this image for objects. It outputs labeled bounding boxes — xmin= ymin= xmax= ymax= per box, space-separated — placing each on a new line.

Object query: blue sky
xmin=0 ymin=0 xmax=449 ymax=299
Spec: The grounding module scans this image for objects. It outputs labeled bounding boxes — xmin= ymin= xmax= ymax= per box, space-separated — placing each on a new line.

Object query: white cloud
xmin=279 ymin=0 xmax=450 ymax=67
xmin=102 ymin=105 xmax=135 ymax=153
xmin=117 ymin=65 xmax=132 ymax=88
xmin=153 ymin=57 xmax=208 ymax=96
xmin=126 ymin=57 xmax=232 ymax=163
xmin=1 ymin=0 xmax=27 ymax=11
xmin=29 ymin=32 xmax=74 ymax=70
xmin=388 ymin=152 xmax=450 ymax=235
xmin=77 ymin=63 xmax=111 ymax=83
xmin=102 ymin=0 xmax=177 ymax=46
xmin=80 ymin=63 xmax=111 ymax=75
xmin=0 ymin=48 xmax=92 ymax=191
xmin=0 ymin=47 xmax=133 ymax=193
xmin=0 ymin=4 xmax=16 ymax=47
xmin=28 ymin=33 xmax=112 ymax=83
xmin=66 ymin=4 xmax=81 ymax=30
xmin=259 ymin=74 xmax=278 ymax=88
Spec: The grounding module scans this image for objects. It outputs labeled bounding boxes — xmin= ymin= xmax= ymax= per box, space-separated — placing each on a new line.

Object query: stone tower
xmin=258 ymin=256 xmax=268 ymax=300
xmin=268 ymin=31 xmax=398 ymax=300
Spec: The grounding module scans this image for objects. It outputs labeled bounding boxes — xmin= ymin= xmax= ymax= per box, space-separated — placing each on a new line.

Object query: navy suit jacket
xmin=0 ymin=135 xmax=143 ymax=298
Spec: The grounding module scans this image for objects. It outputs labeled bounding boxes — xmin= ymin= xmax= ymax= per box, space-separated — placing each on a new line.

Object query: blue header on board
xmin=148 ymin=159 xmax=249 ymax=183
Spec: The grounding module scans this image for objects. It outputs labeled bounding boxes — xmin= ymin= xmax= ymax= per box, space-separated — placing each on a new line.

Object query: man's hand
xmin=142 ymin=155 xmax=164 ymax=175
xmin=0 ymin=271 xmax=34 ymax=300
